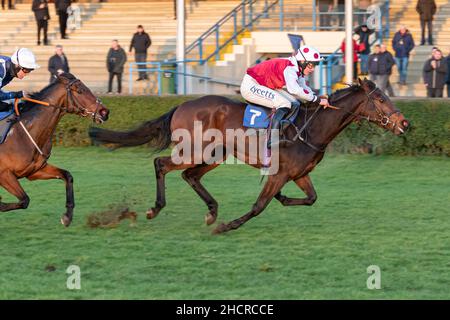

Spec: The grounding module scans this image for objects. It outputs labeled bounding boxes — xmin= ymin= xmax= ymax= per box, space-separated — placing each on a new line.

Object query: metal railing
xmin=128 ymin=61 xmax=239 ymax=95
xmin=319 ymin=31 xmax=385 ymax=95
xmin=129 ymin=1 xmax=391 ymax=95
xmin=316 ymin=1 xmax=390 ymax=94
xmin=185 ymin=0 xmax=389 ymax=66
xmin=186 ymin=0 xmax=280 ymax=64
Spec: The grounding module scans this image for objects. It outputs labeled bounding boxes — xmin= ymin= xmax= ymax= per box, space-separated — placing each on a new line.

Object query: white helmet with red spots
xmin=295 ymin=45 xmax=323 ymax=63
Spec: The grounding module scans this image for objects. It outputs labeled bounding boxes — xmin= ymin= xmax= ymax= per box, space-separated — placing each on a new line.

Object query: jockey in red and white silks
xmin=241 ymin=45 xmax=329 ymax=109
xmin=240 ymin=45 xmax=330 ymax=148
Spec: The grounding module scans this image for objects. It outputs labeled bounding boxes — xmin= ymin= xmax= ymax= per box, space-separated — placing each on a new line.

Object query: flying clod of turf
xmin=86 ymin=205 xmax=137 ymax=228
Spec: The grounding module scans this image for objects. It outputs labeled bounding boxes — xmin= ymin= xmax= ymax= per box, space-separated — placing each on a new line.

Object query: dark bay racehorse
xmin=0 ymin=73 xmax=109 ymax=226
xmin=89 ymin=78 xmax=409 ymax=234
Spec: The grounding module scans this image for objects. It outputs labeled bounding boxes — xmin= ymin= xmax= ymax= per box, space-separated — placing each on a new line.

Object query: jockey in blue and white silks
xmin=0 ymin=48 xmax=40 ymax=112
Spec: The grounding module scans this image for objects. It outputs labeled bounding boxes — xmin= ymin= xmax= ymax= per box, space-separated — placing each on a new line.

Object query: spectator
xmin=379 ymin=44 xmax=395 ymax=97
xmin=368 ymin=44 xmax=381 ymax=82
xmin=416 ymin=0 xmax=436 ymax=45
xmin=55 ymin=0 xmax=71 ymax=39
xmin=107 ymin=40 xmax=127 ymax=94
xmin=431 ymin=46 xmax=438 ymax=55
xmin=423 ymin=48 xmax=448 ymax=97
xmin=368 ymin=44 xmax=395 ymax=96
xmin=357 ymin=0 xmax=372 ymax=26
xmin=2 ymin=0 xmax=13 ymax=9
xmin=334 ymin=0 xmax=345 ymax=28
xmin=173 ymin=0 xmax=176 ymax=19
xmin=446 ymin=50 xmax=450 ymax=97
xmin=48 ymin=45 xmax=70 ymax=83
xmin=67 ymin=0 xmax=81 ymax=30
xmin=129 ymin=25 xmax=152 ymax=81
xmin=354 ymin=24 xmax=374 ymax=75
xmin=392 ymin=26 xmax=415 ymax=85
xmin=32 ymin=0 xmax=50 ymax=46
xmin=340 ymin=37 xmax=360 ymax=81
xmin=318 ymin=0 xmax=333 ymax=29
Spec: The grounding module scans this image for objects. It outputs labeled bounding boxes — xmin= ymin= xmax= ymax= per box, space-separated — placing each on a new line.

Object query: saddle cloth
xmin=242 ymin=103 xmax=299 ymax=129
xmin=0 ymin=111 xmax=16 ymax=144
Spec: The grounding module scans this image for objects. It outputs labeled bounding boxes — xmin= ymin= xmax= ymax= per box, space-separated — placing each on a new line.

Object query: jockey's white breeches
xmin=240 ymin=74 xmax=297 ymax=109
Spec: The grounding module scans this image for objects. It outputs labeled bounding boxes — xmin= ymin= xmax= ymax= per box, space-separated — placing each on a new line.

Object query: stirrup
xmin=267 ymin=136 xmax=293 ymax=149
xmin=280 ymin=119 xmax=292 ymax=132
xmin=270 ymin=138 xmax=293 ymax=147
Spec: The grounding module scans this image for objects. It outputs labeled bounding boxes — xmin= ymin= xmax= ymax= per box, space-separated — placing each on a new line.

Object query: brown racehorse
xmin=0 ymin=73 xmax=109 ymax=226
xmin=89 ymin=78 xmax=409 ymax=234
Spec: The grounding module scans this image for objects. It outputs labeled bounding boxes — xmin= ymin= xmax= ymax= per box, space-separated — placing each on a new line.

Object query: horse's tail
xmin=89 ymin=107 xmax=177 ymax=151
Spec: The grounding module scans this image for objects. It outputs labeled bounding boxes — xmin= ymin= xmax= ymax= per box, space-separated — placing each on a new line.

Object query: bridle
xmin=13 ymin=76 xmax=104 ymax=158
xmin=64 ymin=78 xmax=103 ymax=121
xmin=361 ymin=87 xmax=401 ymax=129
xmin=15 ymin=77 xmax=104 ymax=122
xmin=288 ymin=85 xmax=401 ymax=153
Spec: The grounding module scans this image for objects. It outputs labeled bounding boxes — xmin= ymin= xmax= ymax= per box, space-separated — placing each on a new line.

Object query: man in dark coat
xmin=32 ymin=0 xmax=50 ymax=46
xmin=416 ymin=0 xmax=437 ymax=45
xmin=107 ymin=40 xmax=127 ymax=94
xmin=55 ymin=0 xmax=71 ymax=39
xmin=2 ymin=0 xmax=14 ymax=9
xmin=423 ymin=48 xmax=448 ymax=97
xmin=335 ymin=0 xmax=345 ymax=28
xmin=369 ymin=44 xmax=395 ymax=97
xmin=318 ymin=0 xmax=333 ymax=28
xmin=368 ymin=44 xmax=381 ymax=82
xmin=379 ymin=44 xmax=396 ymax=97
xmin=355 ymin=24 xmax=375 ymax=75
xmin=446 ymin=52 xmax=450 ymax=98
xmin=392 ymin=26 xmax=415 ymax=85
xmin=48 ymin=45 xmax=70 ymax=83
xmin=129 ymin=25 xmax=152 ymax=80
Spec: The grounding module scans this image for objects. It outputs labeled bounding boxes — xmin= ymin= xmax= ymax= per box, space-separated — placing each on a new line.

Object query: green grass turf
xmin=0 ymin=147 xmax=449 ymax=299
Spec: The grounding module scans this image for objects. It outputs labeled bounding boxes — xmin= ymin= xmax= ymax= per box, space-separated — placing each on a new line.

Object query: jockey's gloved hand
xmin=12 ymin=91 xmax=24 ymax=99
xmin=319 ymin=98 xmax=330 ymax=107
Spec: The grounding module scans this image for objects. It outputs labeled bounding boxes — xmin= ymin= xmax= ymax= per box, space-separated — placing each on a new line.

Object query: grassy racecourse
xmin=0 ymin=147 xmax=449 ymax=299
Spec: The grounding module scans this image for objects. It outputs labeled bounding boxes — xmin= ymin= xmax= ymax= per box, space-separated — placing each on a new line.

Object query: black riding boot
xmin=267 ymin=107 xmax=290 ymax=149
xmin=0 ymin=102 xmax=11 ymax=112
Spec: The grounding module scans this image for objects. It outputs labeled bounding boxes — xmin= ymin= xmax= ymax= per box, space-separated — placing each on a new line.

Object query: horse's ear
xmin=357 ymin=77 xmax=363 ymax=86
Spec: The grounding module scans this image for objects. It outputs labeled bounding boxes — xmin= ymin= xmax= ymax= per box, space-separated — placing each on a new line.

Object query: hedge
xmin=54 ymin=96 xmax=450 ymax=156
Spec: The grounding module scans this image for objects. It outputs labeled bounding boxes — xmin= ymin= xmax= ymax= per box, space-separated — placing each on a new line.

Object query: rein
xmin=14 ymin=80 xmax=102 ymax=119
xmin=288 ymin=85 xmax=400 ymax=152
xmin=333 ymin=87 xmax=401 ymax=130
xmin=291 ymin=104 xmax=326 ymax=152
xmin=14 ymin=97 xmax=51 ymax=158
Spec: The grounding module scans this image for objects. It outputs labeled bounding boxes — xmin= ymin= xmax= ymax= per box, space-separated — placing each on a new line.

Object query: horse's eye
xmin=379 ymin=98 xmax=384 ymax=103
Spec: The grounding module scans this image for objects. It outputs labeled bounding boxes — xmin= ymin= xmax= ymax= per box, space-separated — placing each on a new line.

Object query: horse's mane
xmin=329 ymin=80 xmax=376 ymax=105
xmin=21 ymin=73 xmax=77 ymax=112
xmin=329 ymin=84 xmax=361 ymax=104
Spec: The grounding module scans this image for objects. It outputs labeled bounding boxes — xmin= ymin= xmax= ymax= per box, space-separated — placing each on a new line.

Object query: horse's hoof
xmin=146 ymin=208 xmax=158 ymax=220
xmin=60 ymin=215 xmax=72 ymax=227
xmin=205 ymin=213 xmax=217 ymax=226
xmin=212 ymin=223 xmax=227 ymax=235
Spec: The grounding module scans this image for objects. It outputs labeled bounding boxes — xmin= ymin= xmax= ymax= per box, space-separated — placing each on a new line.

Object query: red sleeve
xmin=354 ymin=40 xmax=360 ymax=52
